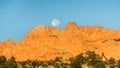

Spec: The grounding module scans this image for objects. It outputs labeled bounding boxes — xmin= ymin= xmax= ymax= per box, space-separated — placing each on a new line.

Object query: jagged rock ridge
xmin=0 ymin=22 xmax=120 ymax=61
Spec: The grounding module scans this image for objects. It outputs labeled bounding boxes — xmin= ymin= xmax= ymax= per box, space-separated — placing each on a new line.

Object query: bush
xmin=5 ymin=56 xmax=17 ymax=68
xmin=47 ymin=60 xmax=55 ymax=65
xmin=117 ymin=60 xmax=120 ymax=68
xmin=70 ymin=53 xmax=84 ymax=68
xmin=108 ymin=57 xmax=116 ymax=68
xmin=60 ymin=62 xmax=68 ymax=68
xmin=31 ymin=60 xmax=39 ymax=67
xmin=85 ymin=51 xmax=102 ymax=66
xmin=55 ymin=57 xmax=62 ymax=62
xmin=0 ymin=51 xmax=119 ymax=68
xmin=94 ymin=60 xmax=106 ymax=68
xmin=54 ymin=63 xmax=60 ymax=68
xmin=0 ymin=56 xmax=6 ymax=64
xmin=0 ymin=56 xmax=6 ymax=67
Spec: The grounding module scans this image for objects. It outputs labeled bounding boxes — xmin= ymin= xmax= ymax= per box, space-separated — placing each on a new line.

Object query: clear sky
xmin=0 ymin=0 xmax=120 ymax=41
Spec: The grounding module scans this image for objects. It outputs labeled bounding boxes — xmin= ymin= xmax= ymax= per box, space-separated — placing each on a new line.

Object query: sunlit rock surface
xmin=0 ymin=22 xmax=120 ymax=61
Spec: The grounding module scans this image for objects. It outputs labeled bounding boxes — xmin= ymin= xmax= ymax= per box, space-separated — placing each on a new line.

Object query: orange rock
xmin=1 ymin=22 xmax=120 ymax=61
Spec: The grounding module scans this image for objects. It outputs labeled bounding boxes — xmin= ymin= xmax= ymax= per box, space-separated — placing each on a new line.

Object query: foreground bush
xmin=0 ymin=51 xmax=118 ymax=68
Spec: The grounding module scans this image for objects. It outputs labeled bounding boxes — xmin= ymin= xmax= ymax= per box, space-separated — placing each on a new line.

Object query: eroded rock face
xmin=0 ymin=22 xmax=120 ymax=61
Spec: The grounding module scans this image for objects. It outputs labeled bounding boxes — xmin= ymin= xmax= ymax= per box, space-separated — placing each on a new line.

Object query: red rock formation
xmin=0 ymin=22 xmax=120 ymax=61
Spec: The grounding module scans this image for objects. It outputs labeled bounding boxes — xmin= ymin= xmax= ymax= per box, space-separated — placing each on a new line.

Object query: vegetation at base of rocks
xmin=0 ymin=51 xmax=120 ymax=68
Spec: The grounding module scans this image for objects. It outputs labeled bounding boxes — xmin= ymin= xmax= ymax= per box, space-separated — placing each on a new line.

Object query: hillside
xmin=0 ymin=22 xmax=120 ymax=61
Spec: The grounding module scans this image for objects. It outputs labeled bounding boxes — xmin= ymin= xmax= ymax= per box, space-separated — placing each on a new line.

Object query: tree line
xmin=0 ymin=51 xmax=120 ymax=68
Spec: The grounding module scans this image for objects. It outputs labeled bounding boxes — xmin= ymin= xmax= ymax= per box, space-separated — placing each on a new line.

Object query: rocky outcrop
xmin=0 ymin=22 xmax=120 ymax=61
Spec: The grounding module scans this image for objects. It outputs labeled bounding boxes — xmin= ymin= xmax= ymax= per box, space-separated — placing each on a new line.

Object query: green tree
xmin=0 ymin=56 xmax=6 ymax=64
xmin=31 ymin=60 xmax=39 ymax=67
xmin=47 ymin=60 xmax=55 ymax=65
xmin=38 ymin=60 xmax=44 ymax=65
xmin=117 ymin=60 xmax=120 ymax=68
xmin=19 ymin=61 xmax=27 ymax=68
xmin=20 ymin=60 xmax=32 ymax=68
xmin=94 ymin=60 xmax=106 ymax=68
xmin=5 ymin=56 xmax=17 ymax=68
xmin=108 ymin=57 xmax=116 ymax=68
xmin=0 ymin=56 xmax=7 ymax=67
xmin=55 ymin=57 xmax=62 ymax=62
xmin=42 ymin=63 xmax=48 ymax=68
xmin=70 ymin=53 xmax=84 ymax=68
xmin=60 ymin=62 xmax=68 ymax=68
xmin=54 ymin=63 xmax=60 ymax=68
xmin=85 ymin=51 xmax=102 ymax=66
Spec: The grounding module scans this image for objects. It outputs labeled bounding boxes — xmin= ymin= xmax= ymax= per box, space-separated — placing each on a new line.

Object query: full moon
xmin=51 ymin=19 xmax=60 ymax=27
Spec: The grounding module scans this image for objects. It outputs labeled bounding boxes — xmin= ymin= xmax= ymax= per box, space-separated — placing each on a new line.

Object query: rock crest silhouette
xmin=0 ymin=22 xmax=120 ymax=61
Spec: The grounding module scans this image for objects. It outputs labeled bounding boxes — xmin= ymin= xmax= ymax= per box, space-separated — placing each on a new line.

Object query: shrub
xmin=47 ymin=60 xmax=55 ymax=65
xmin=55 ymin=57 xmax=62 ymax=62
xmin=5 ymin=56 xmax=17 ymax=68
xmin=60 ymin=62 xmax=68 ymax=68
xmin=117 ymin=60 xmax=120 ymax=68
xmin=0 ymin=56 xmax=6 ymax=67
xmin=70 ymin=53 xmax=84 ymax=68
xmin=108 ymin=57 xmax=116 ymax=68
xmin=94 ymin=60 xmax=106 ymax=68
xmin=85 ymin=51 xmax=102 ymax=66
xmin=0 ymin=51 xmax=119 ymax=68
xmin=31 ymin=60 xmax=39 ymax=67
xmin=54 ymin=63 xmax=60 ymax=68
xmin=0 ymin=56 xmax=6 ymax=64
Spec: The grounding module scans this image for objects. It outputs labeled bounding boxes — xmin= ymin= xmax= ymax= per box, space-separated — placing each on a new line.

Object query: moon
xmin=51 ymin=19 xmax=60 ymax=27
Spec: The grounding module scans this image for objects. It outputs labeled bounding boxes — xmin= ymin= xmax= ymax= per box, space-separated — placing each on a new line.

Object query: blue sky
xmin=0 ymin=0 xmax=120 ymax=41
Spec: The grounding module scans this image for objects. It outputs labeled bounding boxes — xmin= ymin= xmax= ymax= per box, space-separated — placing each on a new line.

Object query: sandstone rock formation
xmin=0 ymin=22 xmax=120 ymax=61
